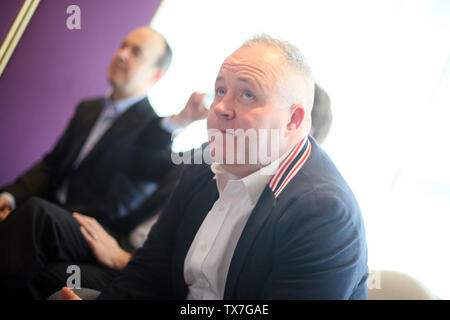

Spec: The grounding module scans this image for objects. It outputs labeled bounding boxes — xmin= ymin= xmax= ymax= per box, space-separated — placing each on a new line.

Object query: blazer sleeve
xmin=260 ymin=194 xmax=368 ymax=299
xmin=127 ymin=117 xmax=174 ymax=181
xmin=81 ymin=148 xmax=175 ymax=228
xmin=1 ymin=104 xmax=85 ymax=207
xmin=79 ymin=117 xmax=174 ymax=226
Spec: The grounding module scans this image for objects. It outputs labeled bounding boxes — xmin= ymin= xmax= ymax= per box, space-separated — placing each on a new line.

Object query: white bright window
xmin=149 ymin=0 xmax=450 ymax=299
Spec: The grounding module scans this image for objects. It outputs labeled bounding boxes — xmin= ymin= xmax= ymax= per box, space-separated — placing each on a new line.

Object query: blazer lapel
xmin=79 ymin=98 xmax=154 ymax=166
xmin=223 ymin=187 xmax=276 ymax=299
xmin=64 ymin=99 xmax=104 ymax=168
xmin=172 ymin=168 xmax=219 ymax=298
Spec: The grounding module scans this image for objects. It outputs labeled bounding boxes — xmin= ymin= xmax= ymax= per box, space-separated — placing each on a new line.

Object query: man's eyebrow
xmin=237 ymin=77 xmax=252 ymax=83
xmin=215 ymin=75 xmax=263 ymax=90
xmin=237 ymin=77 xmax=263 ymax=90
xmin=121 ymin=41 xmax=142 ymax=51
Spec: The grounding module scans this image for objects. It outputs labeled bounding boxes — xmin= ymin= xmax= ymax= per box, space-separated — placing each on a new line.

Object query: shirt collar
xmin=104 ymin=92 xmax=147 ymax=116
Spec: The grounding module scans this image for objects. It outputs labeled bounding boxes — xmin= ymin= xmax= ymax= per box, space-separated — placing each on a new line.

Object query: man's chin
xmin=107 ymin=80 xmax=128 ymax=95
xmin=210 ymin=146 xmax=250 ymax=165
xmin=108 ymin=74 xmax=128 ymax=87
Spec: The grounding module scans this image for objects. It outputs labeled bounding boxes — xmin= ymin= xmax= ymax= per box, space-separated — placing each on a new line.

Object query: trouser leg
xmin=0 ymin=197 xmax=94 ymax=298
xmin=29 ymin=262 xmax=119 ymax=300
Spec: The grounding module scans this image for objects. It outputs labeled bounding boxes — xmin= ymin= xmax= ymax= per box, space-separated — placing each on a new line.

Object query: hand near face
xmin=72 ymin=212 xmax=131 ymax=271
xmin=171 ymin=91 xmax=209 ymax=128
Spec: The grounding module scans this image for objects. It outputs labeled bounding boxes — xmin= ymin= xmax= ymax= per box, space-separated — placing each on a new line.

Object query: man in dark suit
xmin=0 ymin=27 xmax=207 ymax=298
xmin=62 ymin=34 xmax=368 ymax=300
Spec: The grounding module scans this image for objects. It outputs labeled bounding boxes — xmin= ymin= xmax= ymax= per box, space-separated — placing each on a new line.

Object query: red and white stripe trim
xmin=268 ymin=137 xmax=311 ymax=198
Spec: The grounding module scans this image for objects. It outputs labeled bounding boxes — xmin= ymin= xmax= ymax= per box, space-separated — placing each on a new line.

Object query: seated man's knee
xmin=22 ymin=196 xmax=49 ymax=211
xmin=15 ymin=196 xmax=60 ymax=223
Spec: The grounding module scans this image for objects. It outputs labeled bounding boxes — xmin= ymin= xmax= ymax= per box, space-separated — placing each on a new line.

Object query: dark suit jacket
xmin=99 ymin=137 xmax=368 ymax=299
xmin=1 ymin=97 xmax=173 ymax=232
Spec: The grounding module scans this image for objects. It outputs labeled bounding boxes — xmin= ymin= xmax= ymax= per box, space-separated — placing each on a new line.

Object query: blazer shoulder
xmin=72 ymin=97 xmax=104 ymax=116
xmin=287 ymin=139 xmax=357 ymax=202
xmin=178 ymin=162 xmax=213 ymax=191
xmin=169 ymin=149 xmax=214 ymax=201
xmin=275 ymin=138 xmax=362 ymax=227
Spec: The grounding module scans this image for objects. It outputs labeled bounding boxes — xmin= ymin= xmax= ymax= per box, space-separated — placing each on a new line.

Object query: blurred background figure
xmin=0 ymin=26 xmax=207 ymax=299
xmin=310 ymin=83 xmax=332 ymax=145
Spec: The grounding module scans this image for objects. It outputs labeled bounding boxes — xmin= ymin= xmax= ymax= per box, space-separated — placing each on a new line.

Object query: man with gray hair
xmin=62 ymin=34 xmax=368 ymax=300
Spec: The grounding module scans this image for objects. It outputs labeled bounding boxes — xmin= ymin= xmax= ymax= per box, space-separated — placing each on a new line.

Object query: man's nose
xmin=213 ymin=98 xmax=235 ymax=120
xmin=117 ymin=47 xmax=131 ymax=61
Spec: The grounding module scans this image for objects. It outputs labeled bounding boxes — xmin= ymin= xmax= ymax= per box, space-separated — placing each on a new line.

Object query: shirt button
xmin=217 ymin=205 xmax=225 ymax=211
xmin=200 ymin=243 xmax=208 ymax=251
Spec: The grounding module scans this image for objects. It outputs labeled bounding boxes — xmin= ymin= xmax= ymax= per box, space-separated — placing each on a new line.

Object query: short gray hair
xmin=152 ymin=29 xmax=172 ymax=72
xmin=241 ymin=34 xmax=315 ymax=113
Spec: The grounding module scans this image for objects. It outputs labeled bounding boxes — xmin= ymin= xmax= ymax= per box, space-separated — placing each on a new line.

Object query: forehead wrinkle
xmin=220 ymin=62 xmax=274 ymax=92
xmin=222 ymin=61 xmax=267 ymax=79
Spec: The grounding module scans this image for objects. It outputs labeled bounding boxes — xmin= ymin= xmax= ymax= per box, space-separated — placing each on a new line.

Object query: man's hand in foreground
xmin=61 ymin=286 xmax=82 ymax=300
xmin=72 ymin=212 xmax=131 ymax=271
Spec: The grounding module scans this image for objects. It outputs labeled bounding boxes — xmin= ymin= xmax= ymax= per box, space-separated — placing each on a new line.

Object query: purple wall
xmin=0 ymin=1 xmax=23 ymax=44
xmin=0 ymin=0 xmax=162 ymax=186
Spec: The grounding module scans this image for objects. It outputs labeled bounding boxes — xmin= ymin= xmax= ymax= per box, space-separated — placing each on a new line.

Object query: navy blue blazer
xmin=99 ymin=137 xmax=368 ymax=299
xmin=1 ymin=97 xmax=173 ymax=232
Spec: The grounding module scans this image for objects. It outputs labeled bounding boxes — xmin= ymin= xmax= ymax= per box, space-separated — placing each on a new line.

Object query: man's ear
xmin=286 ymin=104 xmax=305 ymax=133
xmin=149 ymin=69 xmax=165 ymax=86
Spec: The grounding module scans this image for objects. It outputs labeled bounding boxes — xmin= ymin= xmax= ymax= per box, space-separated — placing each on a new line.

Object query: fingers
xmin=171 ymin=91 xmax=209 ymax=127
xmin=79 ymin=221 xmax=124 ymax=270
xmin=61 ymin=286 xmax=82 ymax=300
xmin=189 ymin=92 xmax=209 ymax=118
xmin=73 ymin=212 xmax=100 ymax=232
xmin=0 ymin=197 xmax=11 ymax=211
xmin=188 ymin=92 xmax=205 ymax=106
xmin=80 ymin=225 xmax=97 ymax=245
xmin=193 ymin=91 xmax=205 ymax=102
xmin=73 ymin=212 xmax=100 ymax=242
xmin=0 ymin=208 xmax=11 ymax=223
xmin=194 ymin=92 xmax=207 ymax=109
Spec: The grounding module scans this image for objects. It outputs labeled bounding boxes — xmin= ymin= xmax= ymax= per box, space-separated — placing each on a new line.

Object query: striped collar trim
xmin=268 ymin=136 xmax=312 ymax=198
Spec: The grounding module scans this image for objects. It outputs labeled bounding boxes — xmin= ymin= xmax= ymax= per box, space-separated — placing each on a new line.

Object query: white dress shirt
xmin=183 ymin=151 xmax=289 ymax=300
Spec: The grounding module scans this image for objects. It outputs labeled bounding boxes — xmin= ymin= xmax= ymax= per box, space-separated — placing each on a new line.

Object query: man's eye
xmin=243 ymin=92 xmax=254 ymax=99
xmin=132 ymin=48 xmax=142 ymax=57
xmin=217 ymin=88 xmax=226 ymax=96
